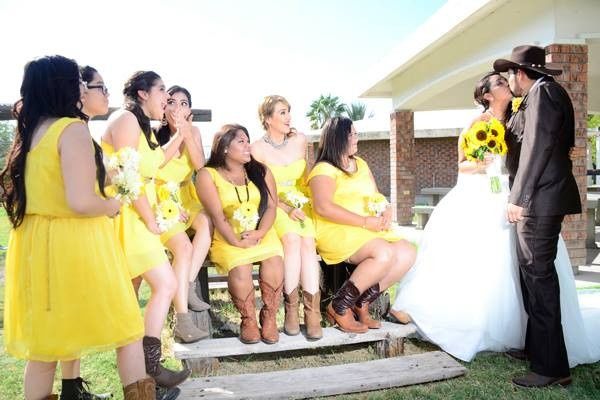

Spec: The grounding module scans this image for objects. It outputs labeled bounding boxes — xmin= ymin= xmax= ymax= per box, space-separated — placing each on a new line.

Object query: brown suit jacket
xmin=505 ymin=76 xmax=581 ymax=216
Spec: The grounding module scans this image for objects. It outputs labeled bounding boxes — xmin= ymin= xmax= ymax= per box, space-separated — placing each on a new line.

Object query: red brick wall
xmin=414 ymin=137 xmax=458 ymax=191
xmin=356 ymin=140 xmax=390 ymax=196
xmin=546 ymin=44 xmax=587 ymax=268
xmin=390 ymin=110 xmax=416 ymax=225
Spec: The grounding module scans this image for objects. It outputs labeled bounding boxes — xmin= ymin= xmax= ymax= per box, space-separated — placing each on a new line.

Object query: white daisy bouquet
xmin=367 ymin=193 xmax=389 ymax=216
xmin=284 ymin=189 xmax=309 ymax=228
xmin=233 ymin=201 xmax=260 ymax=234
xmin=104 ymin=147 xmax=143 ymax=204
xmin=155 ymin=199 xmax=180 ymax=233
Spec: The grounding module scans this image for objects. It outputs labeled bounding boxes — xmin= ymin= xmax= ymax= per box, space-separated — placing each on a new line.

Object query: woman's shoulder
xmin=309 ymin=161 xmax=339 ymax=179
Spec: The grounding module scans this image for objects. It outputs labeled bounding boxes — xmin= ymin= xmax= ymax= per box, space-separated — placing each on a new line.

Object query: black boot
xmin=60 ymin=377 xmax=112 ymax=399
xmin=156 ymin=385 xmax=180 ymax=400
xmin=143 ymin=336 xmax=190 ymax=388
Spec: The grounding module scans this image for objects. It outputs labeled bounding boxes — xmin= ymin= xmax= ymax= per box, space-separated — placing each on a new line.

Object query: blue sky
xmin=0 ymin=0 xmax=446 ymax=137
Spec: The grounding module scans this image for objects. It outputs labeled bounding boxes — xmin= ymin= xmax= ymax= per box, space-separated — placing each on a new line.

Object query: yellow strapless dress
xmin=267 ymin=159 xmax=315 ymax=238
xmin=4 ymin=118 xmax=144 ymax=361
xmin=102 ymin=131 xmax=168 ymax=278
xmin=307 ymin=157 xmax=402 ymax=265
xmin=155 ymin=148 xmax=201 ymax=243
xmin=204 ymin=167 xmax=283 ymax=274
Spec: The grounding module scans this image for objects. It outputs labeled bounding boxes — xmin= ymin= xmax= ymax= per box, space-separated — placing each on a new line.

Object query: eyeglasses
xmin=86 ymin=84 xmax=109 ymax=95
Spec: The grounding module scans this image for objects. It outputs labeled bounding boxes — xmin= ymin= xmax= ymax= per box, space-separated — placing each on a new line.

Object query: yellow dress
xmin=155 ymin=148 xmax=200 ymax=244
xmin=267 ymin=159 xmax=315 ymax=238
xmin=307 ymin=157 xmax=402 ymax=265
xmin=204 ymin=167 xmax=283 ymax=274
xmin=4 ymin=118 xmax=144 ymax=362
xmin=102 ymin=131 xmax=168 ymax=278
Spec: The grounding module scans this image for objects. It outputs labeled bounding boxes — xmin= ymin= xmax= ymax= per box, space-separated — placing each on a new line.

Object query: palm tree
xmin=306 ymin=94 xmax=346 ymax=129
xmin=344 ymin=102 xmax=367 ymax=122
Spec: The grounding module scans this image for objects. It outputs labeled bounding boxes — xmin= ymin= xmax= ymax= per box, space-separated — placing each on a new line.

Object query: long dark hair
xmin=79 ymin=65 xmax=107 ymax=196
xmin=122 ymin=71 xmax=161 ymax=150
xmin=205 ymin=124 xmax=272 ymax=219
xmin=315 ymin=116 xmax=355 ymax=174
xmin=155 ymin=85 xmax=192 ymax=146
xmin=0 ymin=55 xmax=106 ymax=228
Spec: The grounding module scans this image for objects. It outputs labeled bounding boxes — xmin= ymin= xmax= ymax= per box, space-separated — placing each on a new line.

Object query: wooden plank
xmin=178 ymin=351 xmax=466 ymax=399
xmin=1 ymin=103 xmax=212 ymax=122
xmin=173 ymin=321 xmax=416 ymax=359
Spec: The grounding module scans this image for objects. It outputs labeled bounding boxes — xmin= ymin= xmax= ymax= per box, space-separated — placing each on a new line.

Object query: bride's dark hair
xmin=474 ymin=72 xmax=502 ymax=111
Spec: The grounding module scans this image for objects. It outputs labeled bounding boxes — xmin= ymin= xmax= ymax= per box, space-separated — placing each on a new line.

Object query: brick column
xmin=546 ymin=44 xmax=588 ymax=270
xmin=306 ymin=141 xmax=316 ymax=168
xmin=390 ymin=110 xmax=416 ymax=225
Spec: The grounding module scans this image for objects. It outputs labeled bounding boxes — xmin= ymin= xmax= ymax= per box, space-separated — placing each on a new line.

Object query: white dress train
xmin=393 ymin=172 xmax=600 ymax=366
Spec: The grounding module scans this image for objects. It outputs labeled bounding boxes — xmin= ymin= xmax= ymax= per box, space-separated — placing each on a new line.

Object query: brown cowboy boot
xmin=173 ymin=312 xmax=209 ymax=343
xmin=353 ymin=283 xmax=382 ymax=329
xmin=326 ymin=280 xmax=368 ymax=333
xmin=44 ymin=396 xmax=59 ymax=400
xmin=142 ymin=336 xmax=190 ymax=388
xmin=283 ymin=288 xmax=300 ymax=336
xmin=187 ymin=281 xmax=210 ymax=312
xmin=123 ymin=377 xmax=156 ymax=400
xmin=259 ymin=279 xmax=283 ymax=344
xmin=302 ymin=290 xmax=323 ymax=340
xmin=229 ymin=287 xmax=261 ymax=344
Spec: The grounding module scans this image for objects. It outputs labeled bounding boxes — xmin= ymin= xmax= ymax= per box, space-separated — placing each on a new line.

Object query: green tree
xmin=344 ymin=102 xmax=367 ymax=122
xmin=306 ymin=94 xmax=346 ymax=129
xmin=0 ymin=122 xmax=14 ymax=167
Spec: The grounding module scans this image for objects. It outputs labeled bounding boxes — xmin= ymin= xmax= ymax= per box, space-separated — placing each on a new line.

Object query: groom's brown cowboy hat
xmin=493 ymin=45 xmax=562 ymax=76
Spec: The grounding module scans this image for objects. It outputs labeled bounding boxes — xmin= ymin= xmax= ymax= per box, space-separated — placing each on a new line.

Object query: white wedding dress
xmin=392 ymin=171 xmax=600 ymax=366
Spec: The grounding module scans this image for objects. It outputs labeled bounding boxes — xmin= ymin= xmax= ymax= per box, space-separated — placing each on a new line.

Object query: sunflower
xmin=511 ymin=97 xmax=523 ymax=113
xmin=157 ymin=185 xmax=172 ymax=202
xmin=470 ymin=121 xmax=489 ymax=146
xmin=159 ymin=199 xmax=179 ymax=220
xmin=488 ymin=118 xmax=505 ymax=140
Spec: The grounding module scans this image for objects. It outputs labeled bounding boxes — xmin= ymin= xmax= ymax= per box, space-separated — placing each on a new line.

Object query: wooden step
xmin=178 ymin=351 xmax=466 ymax=399
xmin=174 ymin=321 xmax=416 ymax=360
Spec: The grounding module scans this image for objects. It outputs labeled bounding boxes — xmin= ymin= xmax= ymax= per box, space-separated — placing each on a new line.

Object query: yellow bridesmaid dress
xmin=307 ymin=156 xmax=402 ymax=265
xmin=102 ymin=130 xmax=168 ymax=278
xmin=267 ymin=159 xmax=315 ymax=238
xmin=155 ymin=148 xmax=200 ymax=244
xmin=204 ymin=167 xmax=283 ymax=275
xmin=4 ymin=118 xmax=144 ymax=361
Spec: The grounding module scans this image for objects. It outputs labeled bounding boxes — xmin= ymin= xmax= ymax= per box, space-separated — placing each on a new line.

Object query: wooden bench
xmin=177 ymin=351 xmax=466 ymax=399
xmin=412 ymin=205 xmax=435 ymax=230
xmin=419 ymin=187 xmax=452 ymax=206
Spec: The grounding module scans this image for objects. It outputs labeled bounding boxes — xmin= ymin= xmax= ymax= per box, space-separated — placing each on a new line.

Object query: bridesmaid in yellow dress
xmin=252 ymin=95 xmax=322 ymax=340
xmin=196 ymin=124 xmax=284 ymax=344
xmin=0 ymin=56 xmax=151 ymax=400
xmin=154 ymin=85 xmax=211 ymax=343
xmin=102 ymin=71 xmax=189 ymax=389
xmin=307 ymin=116 xmax=416 ymax=334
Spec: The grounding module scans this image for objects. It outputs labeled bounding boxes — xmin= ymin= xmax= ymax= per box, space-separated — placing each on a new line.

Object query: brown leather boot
xmin=259 ymin=279 xmax=283 ymax=344
xmin=326 ymin=280 xmax=368 ymax=333
xmin=44 ymin=395 xmax=59 ymax=400
xmin=353 ymin=283 xmax=382 ymax=329
xmin=142 ymin=336 xmax=190 ymax=388
xmin=283 ymin=288 xmax=300 ymax=336
xmin=188 ymin=281 xmax=210 ymax=312
xmin=302 ymin=290 xmax=323 ymax=340
xmin=229 ymin=287 xmax=261 ymax=344
xmin=123 ymin=377 xmax=156 ymax=400
xmin=173 ymin=312 xmax=209 ymax=343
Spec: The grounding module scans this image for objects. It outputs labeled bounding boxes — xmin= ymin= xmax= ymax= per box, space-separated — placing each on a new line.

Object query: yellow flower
xmin=470 ymin=121 xmax=489 ymax=146
xmin=511 ymin=97 xmax=523 ymax=113
xmin=157 ymin=185 xmax=171 ymax=202
xmin=159 ymin=199 xmax=179 ymax=220
xmin=488 ymin=118 xmax=505 ymax=141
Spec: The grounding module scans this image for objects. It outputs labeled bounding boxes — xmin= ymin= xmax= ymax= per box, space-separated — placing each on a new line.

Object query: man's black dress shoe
xmin=512 ymin=372 xmax=572 ymax=388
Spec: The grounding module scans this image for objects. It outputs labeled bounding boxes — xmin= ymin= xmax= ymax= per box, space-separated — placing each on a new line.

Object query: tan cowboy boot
xmin=259 ymin=279 xmax=283 ymax=344
xmin=173 ymin=312 xmax=209 ymax=343
xmin=188 ymin=280 xmax=210 ymax=312
xmin=326 ymin=280 xmax=368 ymax=334
xmin=229 ymin=287 xmax=261 ymax=344
xmin=123 ymin=377 xmax=156 ymax=400
xmin=353 ymin=283 xmax=382 ymax=329
xmin=302 ymin=290 xmax=323 ymax=340
xmin=283 ymin=287 xmax=300 ymax=336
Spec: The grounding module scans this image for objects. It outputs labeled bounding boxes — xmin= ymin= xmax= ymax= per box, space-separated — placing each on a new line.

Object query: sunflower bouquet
xmin=366 ymin=193 xmax=389 ymax=216
xmin=233 ymin=201 xmax=259 ymax=234
xmin=283 ymin=189 xmax=309 ymax=228
xmin=460 ymin=117 xmax=507 ymax=193
xmin=104 ymin=147 xmax=143 ymax=204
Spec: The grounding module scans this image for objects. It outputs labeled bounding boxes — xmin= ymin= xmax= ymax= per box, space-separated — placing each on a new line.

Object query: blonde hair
xmin=258 ymin=95 xmax=296 ymax=136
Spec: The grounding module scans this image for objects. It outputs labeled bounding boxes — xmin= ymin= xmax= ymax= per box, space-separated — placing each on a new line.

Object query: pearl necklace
xmin=263 ymin=134 xmax=288 ymax=149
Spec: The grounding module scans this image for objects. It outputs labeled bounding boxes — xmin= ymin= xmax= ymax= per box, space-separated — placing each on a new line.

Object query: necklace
xmin=263 ymin=133 xmax=288 ymax=149
xmin=221 ymin=168 xmax=250 ymax=203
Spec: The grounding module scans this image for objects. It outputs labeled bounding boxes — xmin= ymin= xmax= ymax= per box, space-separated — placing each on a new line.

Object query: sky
xmin=0 ymin=0 xmax=449 ymax=142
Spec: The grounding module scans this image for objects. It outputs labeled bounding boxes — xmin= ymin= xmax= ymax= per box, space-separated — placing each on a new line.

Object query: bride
xmin=390 ymin=72 xmax=600 ymax=367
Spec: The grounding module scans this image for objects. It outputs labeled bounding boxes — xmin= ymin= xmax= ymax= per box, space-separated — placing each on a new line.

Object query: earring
xmin=160 ymin=116 xmax=168 ymax=127
xmin=224 ymin=149 xmax=228 ymax=154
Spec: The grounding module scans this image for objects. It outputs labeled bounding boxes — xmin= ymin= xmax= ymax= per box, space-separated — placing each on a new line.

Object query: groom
xmin=494 ymin=45 xmax=582 ymax=387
